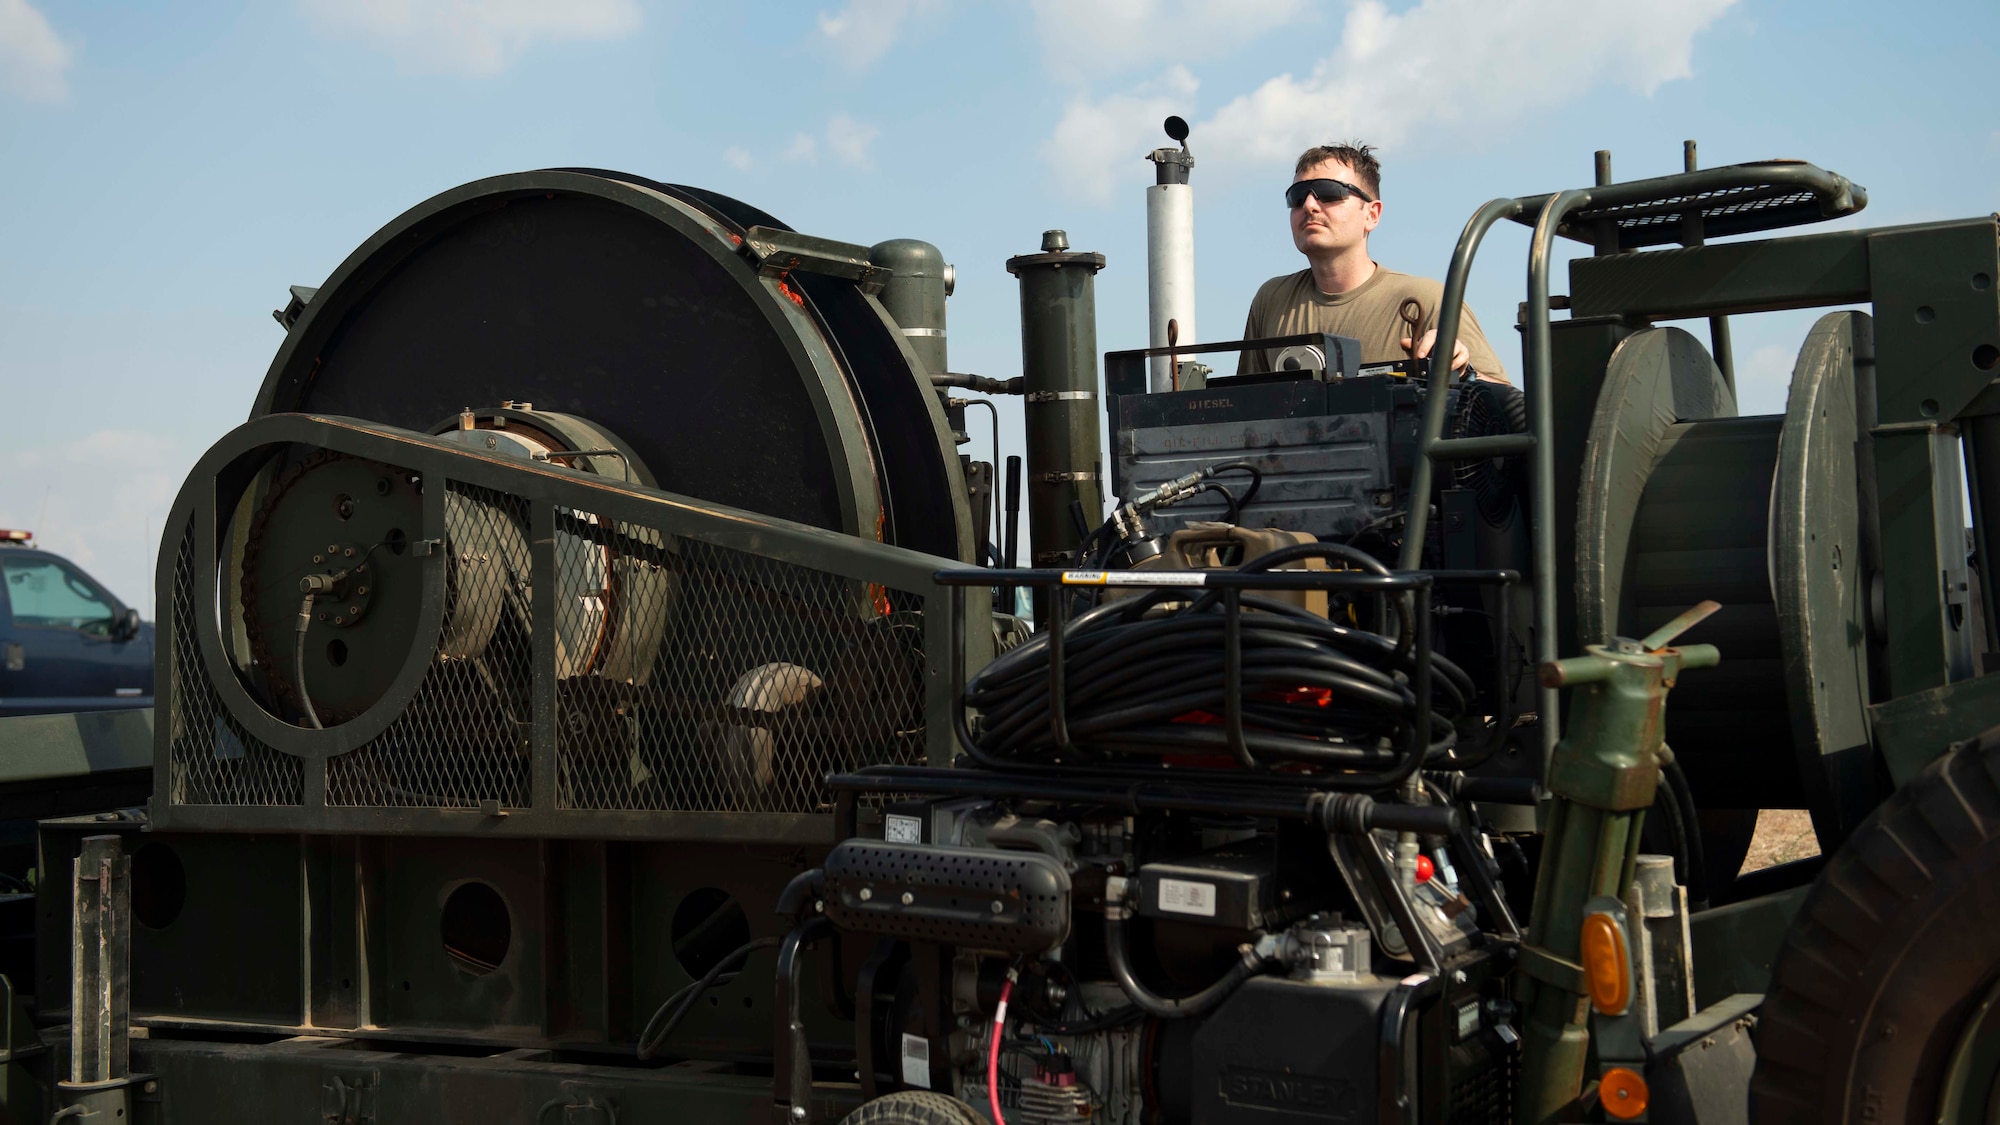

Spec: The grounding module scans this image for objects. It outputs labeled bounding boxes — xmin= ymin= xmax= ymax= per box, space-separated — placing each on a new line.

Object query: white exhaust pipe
xmin=1146 ymin=116 xmax=1196 ymax=393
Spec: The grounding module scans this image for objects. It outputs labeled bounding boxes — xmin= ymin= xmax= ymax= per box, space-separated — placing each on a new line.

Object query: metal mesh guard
xmin=167 ymin=530 xmax=304 ymax=807
xmin=551 ymin=506 xmax=928 ymax=815
xmin=169 ymin=479 xmax=930 ymax=821
xmin=326 ymin=483 xmax=537 ymax=808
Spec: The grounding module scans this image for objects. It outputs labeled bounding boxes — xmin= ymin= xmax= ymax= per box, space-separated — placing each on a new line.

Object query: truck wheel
xmin=838 ymin=1091 xmax=993 ymax=1125
xmin=1751 ymin=728 xmax=2000 ymax=1124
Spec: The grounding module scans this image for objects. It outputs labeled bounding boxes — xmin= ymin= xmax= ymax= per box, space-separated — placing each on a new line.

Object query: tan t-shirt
xmin=1236 ymin=266 xmax=1509 ymax=383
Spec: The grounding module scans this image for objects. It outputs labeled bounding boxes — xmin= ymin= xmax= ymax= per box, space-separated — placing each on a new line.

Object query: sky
xmin=2 ymin=0 xmax=1997 ymax=616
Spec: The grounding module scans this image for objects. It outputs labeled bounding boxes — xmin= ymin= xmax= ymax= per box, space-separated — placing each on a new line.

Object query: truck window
xmin=1 ymin=557 xmax=115 ymax=635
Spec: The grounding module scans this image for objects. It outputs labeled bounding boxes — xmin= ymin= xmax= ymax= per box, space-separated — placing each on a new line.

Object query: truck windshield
xmin=2 ymin=556 xmax=116 ymax=634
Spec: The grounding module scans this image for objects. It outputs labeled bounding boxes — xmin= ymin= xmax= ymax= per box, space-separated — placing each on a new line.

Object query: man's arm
xmin=1406 ymin=303 xmax=1510 ymax=385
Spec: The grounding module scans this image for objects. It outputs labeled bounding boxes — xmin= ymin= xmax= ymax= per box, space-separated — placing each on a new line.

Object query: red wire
xmin=988 ymin=973 xmax=1015 ymax=1125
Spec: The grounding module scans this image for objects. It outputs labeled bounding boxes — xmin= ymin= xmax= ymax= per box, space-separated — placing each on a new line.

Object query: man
xmin=1238 ymin=142 xmax=1509 ymax=383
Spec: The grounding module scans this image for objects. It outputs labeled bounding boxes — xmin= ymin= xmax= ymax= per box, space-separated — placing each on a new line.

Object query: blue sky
xmin=2 ymin=0 xmax=1996 ymax=614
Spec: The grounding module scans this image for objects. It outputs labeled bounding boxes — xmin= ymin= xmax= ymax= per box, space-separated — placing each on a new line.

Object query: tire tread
xmin=1751 ymin=729 xmax=2000 ymax=1124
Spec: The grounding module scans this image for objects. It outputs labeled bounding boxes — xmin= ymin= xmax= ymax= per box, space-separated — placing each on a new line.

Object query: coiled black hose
xmin=964 ymin=546 xmax=1474 ymax=773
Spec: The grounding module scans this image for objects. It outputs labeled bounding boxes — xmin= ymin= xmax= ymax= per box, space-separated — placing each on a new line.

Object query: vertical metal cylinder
xmin=1146 ymin=154 xmax=1196 ymax=393
xmin=869 ymin=239 xmax=951 ymax=377
xmin=1007 ymin=231 xmax=1106 ymax=570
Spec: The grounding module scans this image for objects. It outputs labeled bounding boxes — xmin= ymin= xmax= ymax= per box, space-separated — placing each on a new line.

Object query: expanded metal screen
xmin=324 ymin=483 xmax=538 ymax=809
xmin=158 ymin=418 xmax=963 ymax=840
xmin=165 ymin=531 xmax=305 ymax=808
xmin=552 ymin=515 xmax=927 ymax=815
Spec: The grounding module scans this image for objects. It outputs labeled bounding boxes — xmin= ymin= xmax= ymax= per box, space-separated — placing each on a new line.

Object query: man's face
xmin=1290 ymin=159 xmax=1382 ymax=258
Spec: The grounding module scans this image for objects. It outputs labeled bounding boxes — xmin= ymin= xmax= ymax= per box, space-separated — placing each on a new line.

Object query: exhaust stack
xmin=1145 ymin=116 xmax=1196 ymax=393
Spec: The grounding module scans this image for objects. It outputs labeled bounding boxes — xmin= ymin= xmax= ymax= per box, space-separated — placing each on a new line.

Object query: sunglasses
xmin=1285 ymin=178 xmax=1376 ymax=208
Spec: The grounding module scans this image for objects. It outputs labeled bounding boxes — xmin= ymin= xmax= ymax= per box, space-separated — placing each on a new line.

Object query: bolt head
xmin=312 ymin=554 xmax=324 ymax=564
xmin=859 ymin=887 xmax=873 ymax=901
xmin=901 ymin=891 xmax=914 ymax=905
xmin=990 ymin=900 xmax=1005 ymax=914
xmin=790 ymin=1106 xmax=806 ymax=1121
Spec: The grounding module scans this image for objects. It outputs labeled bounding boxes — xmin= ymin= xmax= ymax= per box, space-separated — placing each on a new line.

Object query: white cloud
xmin=1201 ymin=0 xmax=1736 ymax=174
xmin=783 ymin=133 xmax=818 ymax=164
xmin=299 ymin=0 xmax=642 ymax=78
xmin=816 ymin=0 xmax=939 ymax=71
xmin=1042 ymin=65 xmax=1198 ymax=205
xmin=723 ymin=145 xmax=753 ymax=171
xmin=1043 ymin=0 xmax=1736 ymax=203
xmin=780 ymin=115 xmax=883 ymax=169
xmin=826 ymin=112 xmax=880 ymax=169
xmin=0 ymin=0 xmax=74 ymax=102
xmin=1031 ymin=0 xmax=1311 ymax=82
xmin=0 ymin=430 xmax=199 ymax=618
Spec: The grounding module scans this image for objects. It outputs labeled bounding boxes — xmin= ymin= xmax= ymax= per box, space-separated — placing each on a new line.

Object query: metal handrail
xmin=1398 ymin=196 xmax=1530 ymax=575
xmin=1404 ymin=160 xmax=1865 ymax=757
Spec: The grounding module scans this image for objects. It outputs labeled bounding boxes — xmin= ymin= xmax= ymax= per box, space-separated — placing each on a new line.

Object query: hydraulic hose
xmin=294 ymin=584 xmax=325 ymax=730
xmin=636 ymin=935 xmax=782 ymax=1060
xmin=1661 ymin=756 xmax=1710 ymax=908
xmin=965 ymin=546 xmax=1473 ymax=773
xmin=1104 ymin=914 xmax=1264 ymax=1019
xmin=988 ymin=968 xmax=1017 ymax=1125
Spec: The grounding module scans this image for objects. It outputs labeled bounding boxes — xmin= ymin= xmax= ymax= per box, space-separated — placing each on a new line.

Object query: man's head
xmin=1289 ymin=142 xmax=1382 ymax=260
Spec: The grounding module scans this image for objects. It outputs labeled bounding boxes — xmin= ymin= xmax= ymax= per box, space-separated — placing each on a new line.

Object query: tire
xmin=1750 ymin=727 xmax=2000 ymax=1124
xmin=838 ymin=1090 xmax=993 ymax=1125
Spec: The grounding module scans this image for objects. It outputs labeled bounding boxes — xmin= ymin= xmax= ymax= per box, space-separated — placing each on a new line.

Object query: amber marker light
xmin=1580 ymin=912 xmax=1631 ymax=1015
xmin=1600 ymin=1066 xmax=1649 ymax=1119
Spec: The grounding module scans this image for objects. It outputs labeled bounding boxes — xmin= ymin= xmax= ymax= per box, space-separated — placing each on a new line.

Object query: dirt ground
xmin=1741 ymin=808 xmax=1820 ymax=873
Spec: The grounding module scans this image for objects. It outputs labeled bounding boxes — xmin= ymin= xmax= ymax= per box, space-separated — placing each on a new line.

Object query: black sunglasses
xmin=1285 ymin=177 xmax=1376 ymax=208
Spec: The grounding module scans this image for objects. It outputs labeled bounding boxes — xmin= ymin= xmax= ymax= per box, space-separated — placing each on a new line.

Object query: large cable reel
xmin=223 ymin=168 xmax=971 ymax=757
xmin=253 ymin=168 xmax=972 ymax=561
xmin=1575 ymin=314 xmax=1878 ymax=861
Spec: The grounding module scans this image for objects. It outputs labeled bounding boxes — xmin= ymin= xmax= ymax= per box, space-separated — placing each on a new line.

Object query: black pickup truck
xmin=0 ymin=530 xmax=152 ymax=717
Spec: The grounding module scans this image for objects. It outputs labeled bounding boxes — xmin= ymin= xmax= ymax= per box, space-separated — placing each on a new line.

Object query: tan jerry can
xmin=1124 ymin=523 xmax=1330 ymax=618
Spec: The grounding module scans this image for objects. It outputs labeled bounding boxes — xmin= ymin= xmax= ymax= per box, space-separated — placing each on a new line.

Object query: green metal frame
xmin=1412 ymin=172 xmax=2000 ymax=778
xmin=152 ymin=412 xmax=986 ymax=843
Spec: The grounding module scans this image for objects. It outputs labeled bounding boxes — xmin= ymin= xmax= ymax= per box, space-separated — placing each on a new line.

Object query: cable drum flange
xmin=238 ymin=449 xmax=433 ymax=727
xmin=1769 ymin=311 xmax=1878 ymax=842
xmin=253 ymin=168 xmax=974 ymax=564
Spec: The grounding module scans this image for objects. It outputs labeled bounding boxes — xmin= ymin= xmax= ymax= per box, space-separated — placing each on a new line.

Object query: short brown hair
xmin=1294 ymin=142 xmax=1381 ymax=198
